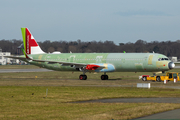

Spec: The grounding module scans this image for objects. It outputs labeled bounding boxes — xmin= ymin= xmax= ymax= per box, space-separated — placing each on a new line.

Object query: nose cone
xmin=168 ymin=62 xmax=175 ymax=69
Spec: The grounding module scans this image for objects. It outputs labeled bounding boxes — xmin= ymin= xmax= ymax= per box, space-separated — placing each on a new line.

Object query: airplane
xmin=6 ymin=28 xmax=175 ymax=80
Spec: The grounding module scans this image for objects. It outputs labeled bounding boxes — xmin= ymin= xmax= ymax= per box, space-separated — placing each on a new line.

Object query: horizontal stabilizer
xmin=5 ymin=56 xmax=27 ymax=61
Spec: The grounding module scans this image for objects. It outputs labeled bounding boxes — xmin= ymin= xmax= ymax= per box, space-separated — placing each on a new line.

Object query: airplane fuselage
xmin=28 ymin=53 xmax=171 ymax=73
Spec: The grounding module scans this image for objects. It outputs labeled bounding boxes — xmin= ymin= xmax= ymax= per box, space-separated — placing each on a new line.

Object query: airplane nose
xmin=168 ymin=62 xmax=175 ymax=69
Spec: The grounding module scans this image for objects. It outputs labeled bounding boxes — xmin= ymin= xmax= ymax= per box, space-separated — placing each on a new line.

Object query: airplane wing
xmin=5 ymin=55 xmax=105 ymax=70
xmin=6 ymin=48 xmax=106 ymax=70
xmin=26 ymin=56 xmax=105 ymax=70
xmin=28 ymin=57 xmax=87 ymax=66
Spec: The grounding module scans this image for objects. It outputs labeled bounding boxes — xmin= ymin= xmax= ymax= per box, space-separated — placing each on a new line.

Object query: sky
xmin=1 ymin=0 xmax=180 ymax=45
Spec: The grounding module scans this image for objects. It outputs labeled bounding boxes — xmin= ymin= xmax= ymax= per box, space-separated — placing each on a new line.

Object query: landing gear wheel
xmin=142 ymin=77 xmax=147 ymax=81
xmin=101 ymin=75 xmax=105 ymax=80
xmin=79 ymin=75 xmax=87 ymax=80
xmin=105 ymin=75 xmax=108 ymax=80
xmin=101 ymin=75 xmax=108 ymax=80
xmin=156 ymin=76 xmax=161 ymax=82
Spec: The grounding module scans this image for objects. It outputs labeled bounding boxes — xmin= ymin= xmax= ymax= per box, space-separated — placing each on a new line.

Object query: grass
xmin=1 ymin=68 xmax=180 ymax=87
xmin=1 ymin=86 xmax=180 ymax=120
xmin=1 ymin=65 xmax=180 ymax=119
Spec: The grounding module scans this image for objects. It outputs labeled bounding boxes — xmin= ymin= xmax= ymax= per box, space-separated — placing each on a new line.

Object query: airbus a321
xmin=7 ymin=28 xmax=175 ymax=80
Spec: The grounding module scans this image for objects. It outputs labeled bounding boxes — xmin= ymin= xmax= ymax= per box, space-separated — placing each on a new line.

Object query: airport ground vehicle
xmin=142 ymin=72 xmax=179 ymax=82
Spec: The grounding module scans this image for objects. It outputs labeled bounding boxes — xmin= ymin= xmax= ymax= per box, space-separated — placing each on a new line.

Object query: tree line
xmin=0 ymin=39 xmax=180 ymax=58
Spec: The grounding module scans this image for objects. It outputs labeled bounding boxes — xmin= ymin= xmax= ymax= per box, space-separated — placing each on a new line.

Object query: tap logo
xmin=27 ymin=35 xmax=29 ymax=54
xmin=25 ymin=28 xmax=38 ymax=54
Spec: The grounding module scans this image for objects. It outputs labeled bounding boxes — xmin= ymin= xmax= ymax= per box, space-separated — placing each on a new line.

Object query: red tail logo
xmin=26 ymin=28 xmax=38 ymax=54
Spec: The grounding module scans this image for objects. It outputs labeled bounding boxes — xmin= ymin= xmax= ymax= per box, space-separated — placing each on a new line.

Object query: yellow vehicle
xmin=142 ymin=72 xmax=179 ymax=82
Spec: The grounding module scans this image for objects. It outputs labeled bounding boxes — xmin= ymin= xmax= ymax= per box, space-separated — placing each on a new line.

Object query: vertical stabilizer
xmin=21 ymin=28 xmax=45 ymax=55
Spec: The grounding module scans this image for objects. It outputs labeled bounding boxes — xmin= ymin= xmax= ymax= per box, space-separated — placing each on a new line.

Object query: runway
xmin=74 ymin=97 xmax=180 ymax=103
xmin=0 ymin=69 xmax=52 ymax=73
xmin=175 ymin=66 xmax=180 ymax=68
xmin=134 ymin=109 xmax=180 ymax=119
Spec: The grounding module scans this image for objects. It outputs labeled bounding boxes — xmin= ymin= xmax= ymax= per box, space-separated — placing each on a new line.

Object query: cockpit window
xmin=158 ymin=58 xmax=169 ymax=61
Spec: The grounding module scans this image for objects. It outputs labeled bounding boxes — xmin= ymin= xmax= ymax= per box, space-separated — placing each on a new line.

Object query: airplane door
xmin=148 ymin=55 xmax=154 ymax=65
xmin=69 ymin=55 xmax=75 ymax=63
xmin=96 ymin=56 xmax=103 ymax=63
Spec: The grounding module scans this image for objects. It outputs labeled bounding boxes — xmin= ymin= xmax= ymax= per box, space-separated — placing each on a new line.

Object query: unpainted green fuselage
xmin=27 ymin=53 xmax=170 ymax=73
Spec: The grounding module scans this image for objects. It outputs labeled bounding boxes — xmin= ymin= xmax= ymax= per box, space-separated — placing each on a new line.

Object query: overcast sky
xmin=1 ymin=0 xmax=180 ymax=44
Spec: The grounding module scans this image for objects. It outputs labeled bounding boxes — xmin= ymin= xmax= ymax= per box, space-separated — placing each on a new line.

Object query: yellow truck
xmin=142 ymin=72 xmax=179 ymax=82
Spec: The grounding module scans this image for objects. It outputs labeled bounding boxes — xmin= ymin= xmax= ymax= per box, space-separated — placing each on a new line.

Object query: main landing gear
xmin=79 ymin=72 xmax=109 ymax=80
xmin=79 ymin=74 xmax=87 ymax=80
xmin=79 ymin=69 xmax=87 ymax=80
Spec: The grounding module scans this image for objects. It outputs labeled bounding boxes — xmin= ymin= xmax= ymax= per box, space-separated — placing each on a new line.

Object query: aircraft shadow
xmin=106 ymin=78 xmax=122 ymax=80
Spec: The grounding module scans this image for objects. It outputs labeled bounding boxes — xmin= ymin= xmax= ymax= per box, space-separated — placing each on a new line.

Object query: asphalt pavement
xmin=0 ymin=69 xmax=52 ymax=73
xmin=74 ymin=97 xmax=180 ymax=103
xmin=134 ymin=109 xmax=180 ymax=119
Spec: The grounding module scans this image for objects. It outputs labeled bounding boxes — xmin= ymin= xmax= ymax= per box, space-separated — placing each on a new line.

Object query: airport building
xmin=169 ymin=57 xmax=178 ymax=62
xmin=0 ymin=48 xmax=11 ymax=65
xmin=0 ymin=48 xmax=27 ymax=65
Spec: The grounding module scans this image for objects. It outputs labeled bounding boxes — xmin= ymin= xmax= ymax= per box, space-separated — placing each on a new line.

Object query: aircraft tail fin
xmin=21 ymin=28 xmax=45 ymax=55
